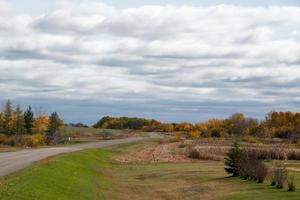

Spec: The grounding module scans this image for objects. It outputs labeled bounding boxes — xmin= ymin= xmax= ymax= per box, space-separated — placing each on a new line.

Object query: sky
xmin=1 ymin=0 xmax=300 ymax=124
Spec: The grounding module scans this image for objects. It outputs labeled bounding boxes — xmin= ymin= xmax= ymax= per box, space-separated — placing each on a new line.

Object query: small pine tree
xmin=46 ymin=112 xmax=63 ymax=144
xmin=225 ymin=140 xmax=241 ymax=176
xmin=24 ymin=106 xmax=34 ymax=134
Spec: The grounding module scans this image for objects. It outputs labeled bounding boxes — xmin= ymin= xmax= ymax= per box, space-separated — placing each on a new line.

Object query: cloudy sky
xmin=1 ymin=0 xmax=300 ymax=124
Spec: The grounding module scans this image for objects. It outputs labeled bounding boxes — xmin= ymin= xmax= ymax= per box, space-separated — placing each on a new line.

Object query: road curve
xmin=0 ymin=133 xmax=162 ymax=177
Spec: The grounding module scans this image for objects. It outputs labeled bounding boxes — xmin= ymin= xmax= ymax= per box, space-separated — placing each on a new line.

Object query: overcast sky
xmin=1 ymin=0 xmax=300 ymax=124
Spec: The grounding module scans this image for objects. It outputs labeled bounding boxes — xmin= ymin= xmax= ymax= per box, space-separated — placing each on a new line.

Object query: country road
xmin=0 ymin=133 xmax=162 ymax=177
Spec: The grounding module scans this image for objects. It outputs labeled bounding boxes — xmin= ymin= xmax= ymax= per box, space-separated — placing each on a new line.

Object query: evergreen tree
xmin=46 ymin=112 xmax=63 ymax=144
xmin=14 ymin=105 xmax=25 ymax=137
xmin=0 ymin=112 xmax=4 ymax=133
xmin=225 ymin=140 xmax=241 ymax=176
xmin=3 ymin=100 xmax=14 ymax=135
xmin=24 ymin=106 xmax=34 ymax=134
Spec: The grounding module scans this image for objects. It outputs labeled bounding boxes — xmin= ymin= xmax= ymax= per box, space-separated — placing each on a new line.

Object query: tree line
xmin=93 ymin=116 xmax=161 ymax=130
xmin=94 ymin=112 xmax=300 ymax=140
xmin=0 ymin=100 xmax=63 ymax=146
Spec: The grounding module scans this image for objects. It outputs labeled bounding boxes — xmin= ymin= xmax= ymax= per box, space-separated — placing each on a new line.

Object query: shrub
xmin=4 ymin=136 xmax=18 ymax=146
xmin=288 ymin=175 xmax=296 ymax=192
xmin=237 ymin=151 xmax=268 ymax=182
xmin=255 ymin=161 xmax=269 ymax=183
xmin=27 ymin=134 xmax=45 ymax=147
xmin=269 ymin=171 xmax=277 ymax=186
xmin=0 ymin=134 xmax=7 ymax=144
xmin=169 ymin=133 xmax=182 ymax=143
xmin=188 ymin=130 xmax=200 ymax=139
xmin=178 ymin=143 xmax=186 ymax=148
xmin=188 ymin=147 xmax=200 ymax=159
xmin=272 ymin=163 xmax=288 ymax=189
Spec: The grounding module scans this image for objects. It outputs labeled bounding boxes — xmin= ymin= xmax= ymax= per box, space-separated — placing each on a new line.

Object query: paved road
xmin=0 ymin=133 xmax=161 ymax=177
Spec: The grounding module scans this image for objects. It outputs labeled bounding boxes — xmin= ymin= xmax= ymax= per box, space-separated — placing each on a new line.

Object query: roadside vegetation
xmin=0 ymin=100 xmax=63 ymax=147
xmin=0 ymin=100 xmax=145 ymax=149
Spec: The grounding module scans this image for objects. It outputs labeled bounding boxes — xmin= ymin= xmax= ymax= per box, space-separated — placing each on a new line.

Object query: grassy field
xmin=0 ymin=142 xmax=300 ymax=200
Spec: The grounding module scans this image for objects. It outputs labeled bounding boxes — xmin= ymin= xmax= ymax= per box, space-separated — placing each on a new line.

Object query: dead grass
xmin=115 ymin=142 xmax=192 ymax=163
xmin=189 ymin=142 xmax=300 ymax=161
xmin=110 ymin=161 xmax=236 ymax=200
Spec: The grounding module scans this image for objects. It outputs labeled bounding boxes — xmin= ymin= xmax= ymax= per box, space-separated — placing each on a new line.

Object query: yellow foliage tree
xmin=33 ymin=116 xmax=49 ymax=135
xmin=162 ymin=123 xmax=174 ymax=132
xmin=175 ymin=123 xmax=194 ymax=132
xmin=188 ymin=130 xmax=201 ymax=139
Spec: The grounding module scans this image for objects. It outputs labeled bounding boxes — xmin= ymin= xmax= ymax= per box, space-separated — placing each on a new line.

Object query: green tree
xmin=14 ymin=105 xmax=25 ymax=137
xmin=225 ymin=141 xmax=241 ymax=176
xmin=3 ymin=100 xmax=14 ymax=135
xmin=24 ymin=106 xmax=34 ymax=134
xmin=0 ymin=112 xmax=4 ymax=133
xmin=46 ymin=112 xmax=63 ymax=144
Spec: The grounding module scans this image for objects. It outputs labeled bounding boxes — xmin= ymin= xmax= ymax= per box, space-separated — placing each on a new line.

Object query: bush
xmin=271 ymin=163 xmax=288 ymax=189
xmin=178 ymin=143 xmax=187 ymax=148
xmin=188 ymin=147 xmax=200 ymax=159
xmin=269 ymin=171 xmax=277 ymax=186
xmin=0 ymin=134 xmax=7 ymax=144
xmin=4 ymin=136 xmax=18 ymax=146
xmin=27 ymin=134 xmax=45 ymax=147
xmin=237 ymin=151 xmax=268 ymax=182
xmin=255 ymin=161 xmax=269 ymax=183
xmin=188 ymin=130 xmax=200 ymax=139
xmin=169 ymin=133 xmax=182 ymax=143
xmin=288 ymin=175 xmax=296 ymax=192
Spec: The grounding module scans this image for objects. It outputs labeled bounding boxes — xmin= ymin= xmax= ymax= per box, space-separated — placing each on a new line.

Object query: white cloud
xmin=1 ymin=1 xmax=300 ymax=122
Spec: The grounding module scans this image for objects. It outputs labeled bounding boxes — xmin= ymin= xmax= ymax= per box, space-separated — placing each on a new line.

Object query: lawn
xmin=0 ymin=142 xmax=300 ymax=200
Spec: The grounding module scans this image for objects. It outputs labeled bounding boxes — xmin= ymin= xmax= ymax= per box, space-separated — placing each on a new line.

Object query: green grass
xmin=1 ymin=142 xmax=300 ymax=200
xmin=0 ymin=150 xmax=113 ymax=200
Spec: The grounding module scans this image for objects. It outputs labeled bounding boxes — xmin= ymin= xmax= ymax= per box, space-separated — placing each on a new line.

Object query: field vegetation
xmin=1 ymin=141 xmax=300 ymax=200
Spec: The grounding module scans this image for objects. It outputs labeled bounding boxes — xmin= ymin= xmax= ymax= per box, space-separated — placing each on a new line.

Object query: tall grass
xmin=188 ymin=145 xmax=300 ymax=161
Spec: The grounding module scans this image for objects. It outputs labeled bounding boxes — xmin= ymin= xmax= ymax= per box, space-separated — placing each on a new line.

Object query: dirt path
xmin=0 ymin=133 xmax=162 ymax=177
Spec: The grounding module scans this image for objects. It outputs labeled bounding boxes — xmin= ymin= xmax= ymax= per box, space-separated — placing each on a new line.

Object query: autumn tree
xmin=175 ymin=122 xmax=194 ymax=132
xmin=46 ymin=112 xmax=63 ymax=144
xmin=0 ymin=112 xmax=4 ymax=133
xmin=93 ymin=116 xmax=160 ymax=130
xmin=33 ymin=115 xmax=49 ymax=135
xmin=262 ymin=111 xmax=300 ymax=138
xmin=196 ymin=119 xmax=225 ymax=137
xmin=3 ymin=100 xmax=14 ymax=135
xmin=24 ymin=106 xmax=34 ymax=134
xmin=161 ymin=123 xmax=174 ymax=132
xmin=224 ymin=113 xmax=247 ymax=136
xmin=13 ymin=105 xmax=25 ymax=137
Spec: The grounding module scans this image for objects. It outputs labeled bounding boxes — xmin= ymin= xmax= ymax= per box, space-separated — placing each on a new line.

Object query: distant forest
xmin=94 ymin=113 xmax=300 ymax=140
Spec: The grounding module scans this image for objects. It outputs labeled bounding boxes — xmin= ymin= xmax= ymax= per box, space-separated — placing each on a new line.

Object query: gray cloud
xmin=1 ymin=1 xmax=300 ymax=123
